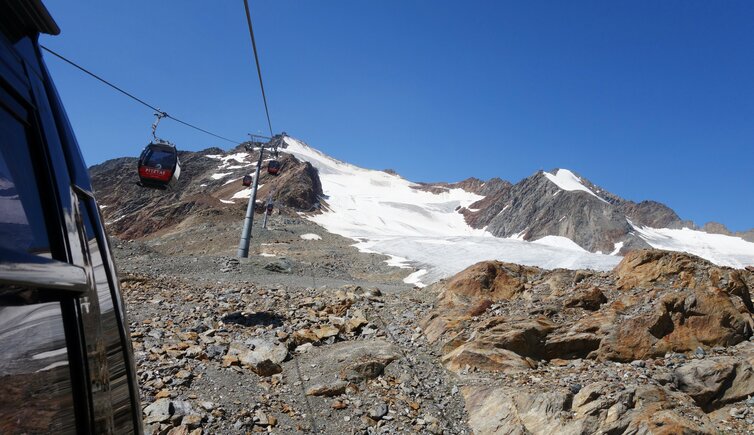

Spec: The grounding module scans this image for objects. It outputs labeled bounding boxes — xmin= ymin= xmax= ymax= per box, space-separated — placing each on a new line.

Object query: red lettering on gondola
xmin=139 ymin=166 xmax=172 ymax=182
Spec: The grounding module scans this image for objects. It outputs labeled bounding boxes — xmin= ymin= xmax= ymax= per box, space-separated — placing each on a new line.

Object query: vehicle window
xmin=78 ymin=198 xmax=135 ymax=434
xmin=0 ymin=300 xmax=76 ymax=434
xmin=144 ymin=149 xmax=174 ymax=168
xmin=0 ymin=103 xmax=49 ymax=256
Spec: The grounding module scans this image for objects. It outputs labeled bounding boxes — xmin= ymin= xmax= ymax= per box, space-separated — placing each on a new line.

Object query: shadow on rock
xmin=222 ymin=311 xmax=284 ymax=328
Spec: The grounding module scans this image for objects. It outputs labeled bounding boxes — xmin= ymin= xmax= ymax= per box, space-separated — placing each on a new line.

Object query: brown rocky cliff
xmin=422 ymin=249 xmax=754 ymax=434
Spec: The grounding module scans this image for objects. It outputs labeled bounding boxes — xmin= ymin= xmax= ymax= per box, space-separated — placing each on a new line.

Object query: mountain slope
xmin=456 ymin=168 xmax=687 ymax=254
xmin=89 ymin=136 xmax=754 ymax=286
xmin=90 ymin=143 xmax=321 ymax=240
xmin=279 ymin=137 xmax=754 ymax=283
xmin=281 ymin=138 xmax=624 ymax=285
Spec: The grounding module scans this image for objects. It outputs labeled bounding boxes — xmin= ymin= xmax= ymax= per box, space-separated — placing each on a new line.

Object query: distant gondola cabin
xmin=267 ymin=160 xmax=281 ymax=175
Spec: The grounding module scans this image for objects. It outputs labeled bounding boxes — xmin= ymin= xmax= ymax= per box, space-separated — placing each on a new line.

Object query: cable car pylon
xmin=237 ymin=134 xmax=268 ymax=258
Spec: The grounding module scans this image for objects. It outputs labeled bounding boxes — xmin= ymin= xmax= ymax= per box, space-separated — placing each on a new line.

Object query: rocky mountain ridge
xmin=428 ymin=169 xmax=689 ymax=254
xmin=90 ymin=138 xmax=752 ymax=271
xmin=90 ymin=141 xmax=322 ymax=240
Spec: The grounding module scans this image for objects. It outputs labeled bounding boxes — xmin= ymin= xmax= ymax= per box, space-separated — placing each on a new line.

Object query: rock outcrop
xmin=422 ymin=249 xmax=754 ymax=434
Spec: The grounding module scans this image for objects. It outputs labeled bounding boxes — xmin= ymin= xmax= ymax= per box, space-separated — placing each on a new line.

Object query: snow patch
xmin=231 ymin=188 xmax=254 ymax=199
xmin=283 ymin=137 xmax=485 ymax=239
xmin=300 ymin=233 xmax=322 ymax=241
xmin=282 ymin=137 xmax=623 ymax=284
xmin=352 ymin=236 xmax=621 ymax=285
xmin=404 ymin=269 xmax=428 ymax=288
xmin=211 ymin=172 xmax=232 ymax=180
xmin=610 ymin=242 xmax=624 ymax=256
xmin=531 ymin=236 xmax=587 ymax=252
xmin=106 ymin=215 xmax=127 ymax=225
xmin=543 ymin=169 xmax=607 ymax=203
xmin=631 ymin=223 xmax=754 ymax=268
xmin=220 ymin=199 xmax=235 ymax=204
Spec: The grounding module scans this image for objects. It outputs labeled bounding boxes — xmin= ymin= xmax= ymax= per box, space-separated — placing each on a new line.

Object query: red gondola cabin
xmin=242 ymin=175 xmax=252 ymax=186
xmin=138 ymin=141 xmax=181 ymax=189
xmin=267 ymin=160 xmax=281 ymax=175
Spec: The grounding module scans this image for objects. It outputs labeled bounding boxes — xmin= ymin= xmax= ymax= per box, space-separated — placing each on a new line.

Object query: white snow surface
xmin=531 ymin=236 xmax=587 ymax=252
xmin=280 ymin=137 xmax=754 ymax=284
xmin=544 ymin=169 xmax=607 ymax=203
xmin=353 ymin=236 xmax=621 ymax=285
xmin=631 ymin=224 xmax=754 ymax=269
xmin=300 ymin=233 xmax=322 ymax=241
xmin=231 ymin=188 xmax=253 ymax=199
xmin=282 ymin=137 xmax=623 ymax=285
xmin=404 ymin=269 xmax=428 ymax=288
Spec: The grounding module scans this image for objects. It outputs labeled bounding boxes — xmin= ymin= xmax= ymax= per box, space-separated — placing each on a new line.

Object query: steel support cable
xmin=40 ymin=45 xmax=244 ymax=145
xmin=242 ymin=0 xmax=274 ymax=137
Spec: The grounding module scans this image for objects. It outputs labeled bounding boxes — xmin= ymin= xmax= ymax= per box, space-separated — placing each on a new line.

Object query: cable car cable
xmin=40 ymin=45 xmax=244 ymax=145
xmin=242 ymin=0 xmax=273 ymax=137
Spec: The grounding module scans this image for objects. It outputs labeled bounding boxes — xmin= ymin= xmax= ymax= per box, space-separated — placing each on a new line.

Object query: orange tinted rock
xmin=441 ymin=261 xmax=541 ymax=305
xmin=598 ymin=287 xmax=753 ymax=361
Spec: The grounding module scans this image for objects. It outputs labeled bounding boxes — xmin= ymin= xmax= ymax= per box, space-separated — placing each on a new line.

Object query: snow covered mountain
xmin=458 ymin=167 xmax=687 ymax=254
xmin=88 ymin=135 xmax=754 ymax=287
xmin=280 ymin=136 xmax=754 ymax=286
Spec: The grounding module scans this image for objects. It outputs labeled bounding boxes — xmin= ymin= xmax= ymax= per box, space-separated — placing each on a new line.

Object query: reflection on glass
xmin=144 ymin=149 xmax=175 ymax=169
xmin=0 ymin=302 xmax=76 ymax=434
xmin=79 ymin=200 xmax=134 ymax=433
xmin=0 ymin=106 xmax=49 ymax=256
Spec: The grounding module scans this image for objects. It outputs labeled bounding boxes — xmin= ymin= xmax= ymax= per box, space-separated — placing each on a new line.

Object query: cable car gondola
xmin=242 ymin=175 xmax=252 ymax=187
xmin=138 ymin=111 xmax=181 ymax=189
xmin=267 ymin=160 xmax=281 ymax=175
xmin=138 ymin=140 xmax=181 ymax=189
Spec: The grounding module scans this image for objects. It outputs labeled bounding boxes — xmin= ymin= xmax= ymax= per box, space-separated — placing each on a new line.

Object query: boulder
xmin=597 ymin=287 xmax=753 ymax=361
xmin=673 ymin=343 xmax=754 ymax=411
xmin=227 ymin=338 xmax=288 ymax=376
xmin=144 ymin=398 xmax=173 ymax=424
xmin=299 ymin=339 xmax=401 ymax=394
xmin=441 ymin=261 xmax=541 ymax=305
xmin=563 ymin=286 xmax=607 ymax=311
xmin=462 ymin=384 xmax=713 ymax=435
xmin=264 ymin=258 xmax=292 ymax=273
xmin=306 ymin=381 xmax=348 ymax=397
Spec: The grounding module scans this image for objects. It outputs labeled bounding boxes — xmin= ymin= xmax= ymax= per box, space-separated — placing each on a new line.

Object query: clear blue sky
xmin=42 ymin=1 xmax=753 ymax=231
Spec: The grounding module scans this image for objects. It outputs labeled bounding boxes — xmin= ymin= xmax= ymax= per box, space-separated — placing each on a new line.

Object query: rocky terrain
xmin=113 ymin=216 xmax=470 ymax=434
xmin=422 ymin=250 xmax=754 ymax=434
xmin=111 ymin=208 xmax=754 ymax=434
xmin=91 ymin=139 xmax=754 ymax=434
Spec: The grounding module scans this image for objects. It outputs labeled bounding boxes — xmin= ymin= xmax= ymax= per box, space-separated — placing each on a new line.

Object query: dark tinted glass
xmin=78 ymin=199 xmax=135 ymax=433
xmin=0 ymin=104 xmax=49 ymax=255
xmin=0 ymin=300 xmax=76 ymax=434
xmin=144 ymin=148 xmax=175 ymax=169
